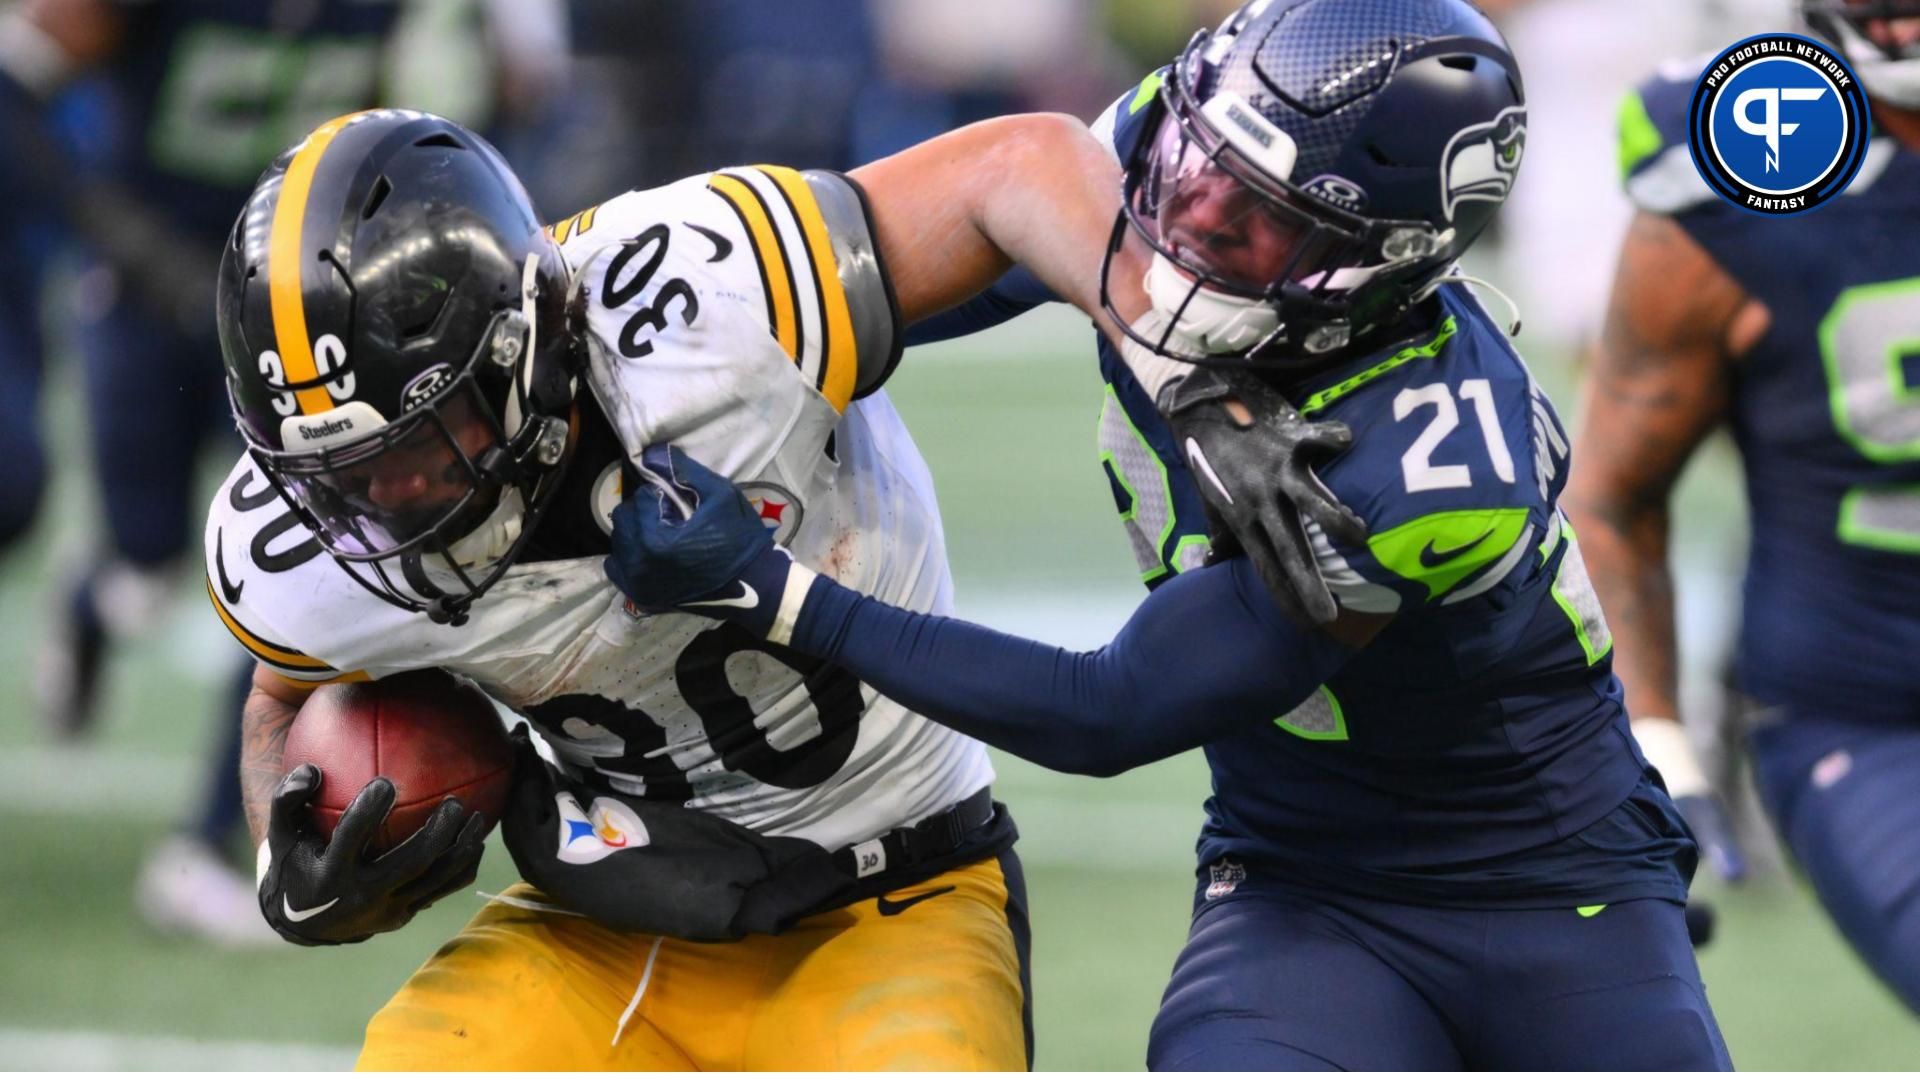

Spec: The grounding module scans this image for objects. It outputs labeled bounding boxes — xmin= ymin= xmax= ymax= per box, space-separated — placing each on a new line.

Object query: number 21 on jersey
xmin=1394 ymin=379 xmax=1515 ymax=493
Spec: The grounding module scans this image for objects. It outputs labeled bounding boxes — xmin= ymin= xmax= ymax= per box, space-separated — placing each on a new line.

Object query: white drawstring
xmin=611 ymin=935 xmax=666 ymax=1048
xmin=1416 ymin=272 xmax=1524 ymax=338
xmin=474 ymin=889 xmax=583 ymax=917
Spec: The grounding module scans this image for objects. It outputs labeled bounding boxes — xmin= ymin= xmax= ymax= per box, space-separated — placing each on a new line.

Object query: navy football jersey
xmin=1195 ymin=287 xmax=1678 ymax=904
xmin=905 ymin=73 xmax=1686 ymax=904
xmin=1624 ymin=64 xmax=1920 ymax=725
xmin=97 ymin=0 xmax=401 ymax=237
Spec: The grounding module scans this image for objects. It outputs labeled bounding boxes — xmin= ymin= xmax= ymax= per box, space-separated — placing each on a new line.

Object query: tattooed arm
xmin=241 ymin=664 xmax=317 ymax=846
xmin=1564 ymin=211 xmax=1766 ymax=881
xmin=1566 ymin=211 xmax=1763 ymax=726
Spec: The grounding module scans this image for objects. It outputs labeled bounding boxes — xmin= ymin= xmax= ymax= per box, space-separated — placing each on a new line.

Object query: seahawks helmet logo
xmin=1440 ymin=106 xmax=1526 ymax=222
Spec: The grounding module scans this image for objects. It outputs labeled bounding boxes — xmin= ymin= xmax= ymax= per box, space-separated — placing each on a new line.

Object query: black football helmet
xmin=216 ymin=110 xmax=576 ymax=623
xmin=1802 ymin=1 xmax=1920 ymax=107
xmin=1101 ymin=0 xmax=1526 ymax=369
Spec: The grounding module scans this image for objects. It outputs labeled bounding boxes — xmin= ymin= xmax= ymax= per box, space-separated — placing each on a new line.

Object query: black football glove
xmin=258 ymin=764 xmax=488 ymax=946
xmin=1158 ymin=366 xmax=1367 ymax=626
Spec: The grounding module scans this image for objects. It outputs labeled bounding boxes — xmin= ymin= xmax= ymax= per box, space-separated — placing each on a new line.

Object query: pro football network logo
xmin=1687 ymin=33 xmax=1869 ymax=215
xmin=554 ymin=792 xmax=651 ymax=865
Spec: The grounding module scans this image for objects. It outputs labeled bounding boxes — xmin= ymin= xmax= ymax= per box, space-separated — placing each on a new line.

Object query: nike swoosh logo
xmin=215 ymin=530 xmax=244 ymax=606
xmin=682 ymin=581 xmax=759 ymax=610
xmin=685 ymin=222 xmax=734 ymax=263
xmin=1418 ymin=529 xmax=1494 ymax=568
xmin=282 ymin=895 xmax=340 ymax=923
xmin=876 ymin=885 xmax=955 ymax=917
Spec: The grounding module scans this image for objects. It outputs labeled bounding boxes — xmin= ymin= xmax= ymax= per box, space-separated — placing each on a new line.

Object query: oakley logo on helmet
xmin=1440 ymin=106 xmax=1527 ymax=223
xmin=1302 ymin=175 xmax=1369 ymax=213
xmin=1686 ymin=33 xmax=1869 ymax=215
xmin=401 ymin=363 xmax=454 ymax=413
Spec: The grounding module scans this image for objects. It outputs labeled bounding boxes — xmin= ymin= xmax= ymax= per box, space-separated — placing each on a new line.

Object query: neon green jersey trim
xmin=1366 ymin=506 xmax=1529 ymax=602
xmin=1300 ymin=317 xmax=1458 ymax=416
xmin=1576 ymin=904 xmax=1608 ymax=918
xmin=1838 ymin=485 xmax=1920 ymax=553
xmin=1098 ymin=384 xmax=1180 ymax=582
xmin=1821 ymin=276 xmax=1920 ymax=464
xmin=1129 ymin=71 xmax=1165 ymax=115
xmin=1615 ymin=89 xmax=1663 ymax=182
xmin=1274 ymin=686 xmax=1348 ymax=741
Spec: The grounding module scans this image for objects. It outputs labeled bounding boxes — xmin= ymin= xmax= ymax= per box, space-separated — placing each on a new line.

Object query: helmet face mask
xmin=218 ymin=111 xmax=576 ymax=624
xmin=1803 ymin=0 xmax=1920 ymax=107
xmin=1101 ymin=0 xmax=1525 ymax=371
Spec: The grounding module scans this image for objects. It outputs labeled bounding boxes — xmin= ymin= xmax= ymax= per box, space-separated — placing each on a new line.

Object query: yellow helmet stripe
xmin=269 ymin=112 xmax=367 ymax=416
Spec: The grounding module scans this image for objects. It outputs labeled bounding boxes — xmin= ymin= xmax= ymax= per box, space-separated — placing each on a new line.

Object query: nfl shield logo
xmin=1204 ymin=859 xmax=1246 ymax=900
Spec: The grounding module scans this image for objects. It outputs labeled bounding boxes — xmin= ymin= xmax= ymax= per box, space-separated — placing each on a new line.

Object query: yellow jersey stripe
xmin=757 ymin=166 xmax=858 ymax=412
xmin=708 ymin=172 xmax=801 ymax=360
xmin=269 ymin=112 xmax=365 ymax=416
xmin=204 ymin=577 xmax=333 ymax=673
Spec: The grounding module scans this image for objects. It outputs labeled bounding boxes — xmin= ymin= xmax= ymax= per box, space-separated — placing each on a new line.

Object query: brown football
xmin=282 ymin=669 xmax=514 ymax=853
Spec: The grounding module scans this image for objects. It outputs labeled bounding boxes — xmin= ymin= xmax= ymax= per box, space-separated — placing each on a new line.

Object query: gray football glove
xmin=1159 ymin=366 xmax=1366 ymax=626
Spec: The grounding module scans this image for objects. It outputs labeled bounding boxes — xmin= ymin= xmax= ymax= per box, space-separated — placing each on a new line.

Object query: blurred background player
xmin=1569 ymin=0 xmax=1920 ymax=1011
xmin=0 ymin=0 xmax=564 ymax=946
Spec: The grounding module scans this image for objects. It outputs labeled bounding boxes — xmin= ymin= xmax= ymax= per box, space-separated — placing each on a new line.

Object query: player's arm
xmin=606 ymin=448 xmax=1378 ymax=775
xmin=1563 ymin=209 xmax=1765 ymax=877
xmin=850 ymin=112 xmax=1147 ymax=336
xmin=240 ymin=665 xmax=315 ymax=847
xmin=851 ymin=114 xmax=1364 ymax=622
xmin=235 ymin=663 xmax=487 ymax=946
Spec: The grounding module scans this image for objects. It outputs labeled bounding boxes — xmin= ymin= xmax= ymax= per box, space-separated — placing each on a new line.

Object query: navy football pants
xmin=1750 ymin=712 xmax=1920 ymax=1013
xmin=73 ymin=264 xmax=232 ymax=569
xmin=1149 ymin=881 xmax=1731 ymax=1070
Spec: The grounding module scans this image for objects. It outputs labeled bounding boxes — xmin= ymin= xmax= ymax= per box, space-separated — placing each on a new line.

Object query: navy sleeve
xmin=791 ymin=557 xmax=1355 ymax=776
xmin=902 ymin=265 xmax=1059 ymax=346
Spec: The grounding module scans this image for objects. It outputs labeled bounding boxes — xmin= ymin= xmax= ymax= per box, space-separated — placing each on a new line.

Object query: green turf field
xmin=2 ymin=309 xmax=1916 ymax=1069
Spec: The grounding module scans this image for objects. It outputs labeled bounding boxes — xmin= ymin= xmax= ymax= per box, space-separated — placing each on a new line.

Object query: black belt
xmin=832 ymin=787 xmax=996 ymax=880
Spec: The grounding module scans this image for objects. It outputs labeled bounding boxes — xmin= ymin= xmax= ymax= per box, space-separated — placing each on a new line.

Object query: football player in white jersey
xmin=206 ymin=107 xmax=1355 ymax=1068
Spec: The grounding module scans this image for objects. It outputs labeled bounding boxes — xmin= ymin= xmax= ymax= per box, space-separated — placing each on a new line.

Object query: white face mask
xmin=1143 ymin=251 xmax=1281 ymax=355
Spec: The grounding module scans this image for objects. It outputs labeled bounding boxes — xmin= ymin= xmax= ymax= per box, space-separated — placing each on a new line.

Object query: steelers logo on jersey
xmin=740 ymin=481 xmax=804 ymax=545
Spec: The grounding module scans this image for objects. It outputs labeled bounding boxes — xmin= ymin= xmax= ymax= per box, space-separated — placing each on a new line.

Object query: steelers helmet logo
xmin=739 ymin=481 xmax=803 ymax=545
xmin=1687 ymin=33 xmax=1870 ymax=215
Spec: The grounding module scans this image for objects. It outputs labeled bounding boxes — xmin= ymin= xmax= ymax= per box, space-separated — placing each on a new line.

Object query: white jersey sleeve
xmin=554 ymin=166 xmax=903 ymax=484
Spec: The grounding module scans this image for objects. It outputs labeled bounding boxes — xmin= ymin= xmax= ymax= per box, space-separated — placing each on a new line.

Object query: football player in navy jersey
xmin=1 ymin=0 xmax=407 ymax=945
xmin=605 ymin=0 xmax=1731 ymax=1069
xmin=1570 ymin=0 xmax=1920 ymax=1013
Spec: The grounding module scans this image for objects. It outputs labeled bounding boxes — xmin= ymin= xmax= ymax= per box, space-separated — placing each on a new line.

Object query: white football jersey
xmin=205 ymin=166 xmax=994 ymax=850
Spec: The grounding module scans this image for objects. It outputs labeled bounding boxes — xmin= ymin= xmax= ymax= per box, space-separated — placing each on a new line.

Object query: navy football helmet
xmin=1102 ymin=0 xmax=1526 ymax=368
xmin=1803 ymin=1 xmax=1920 ymax=107
xmin=216 ymin=110 xmax=577 ymax=623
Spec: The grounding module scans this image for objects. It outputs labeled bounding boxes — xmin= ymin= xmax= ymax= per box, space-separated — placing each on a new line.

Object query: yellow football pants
xmin=357 ymin=854 xmax=1030 ymax=1070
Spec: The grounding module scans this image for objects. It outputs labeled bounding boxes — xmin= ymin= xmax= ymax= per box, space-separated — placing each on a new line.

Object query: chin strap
xmin=1413 ymin=271 xmax=1523 ymax=338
